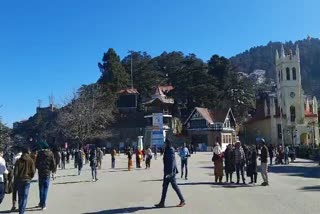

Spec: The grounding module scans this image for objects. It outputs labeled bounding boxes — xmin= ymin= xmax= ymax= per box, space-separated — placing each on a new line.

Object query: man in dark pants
xmin=35 ymin=142 xmax=56 ymax=210
xmin=179 ymin=143 xmax=190 ymax=180
xmin=155 ymin=140 xmax=186 ymax=208
xmin=268 ymin=144 xmax=274 ymax=165
xmin=234 ymin=141 xmax=246 ymax=184
xmin=14 ymin=147 xmax=35 ymax=214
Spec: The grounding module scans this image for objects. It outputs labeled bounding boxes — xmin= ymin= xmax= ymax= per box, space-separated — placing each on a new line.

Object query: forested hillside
xmin=230 ymin=38 xmax=320 ymax=96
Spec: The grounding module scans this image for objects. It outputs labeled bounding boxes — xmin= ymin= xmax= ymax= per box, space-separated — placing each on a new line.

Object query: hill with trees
xmin=230 ymin=37 xmax=320 ymax=97
xmin=18 ymin=35 xmax=320 ymax=146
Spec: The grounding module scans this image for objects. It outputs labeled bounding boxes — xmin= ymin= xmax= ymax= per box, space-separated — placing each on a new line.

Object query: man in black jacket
xmin=155 ymin=139 xmax=185 ymax=208
xmin=260 ymin=139 xmax=269 ymax=186
xmin=35 ymin=142 xmax=56 ymax=210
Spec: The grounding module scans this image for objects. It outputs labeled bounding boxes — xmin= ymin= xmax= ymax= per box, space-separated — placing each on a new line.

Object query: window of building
xmin=190 ymin=119 xmax=207 ymax=128
xmin=278 ymin=70 xmax=281 ymax=82
xmin=286 ymin=67 xmax=290 ymax=80
xmin=292 ymin=67 xmax=297 ymax=80
xmin=290 ymin=106 xmax=296 ymax=122
xmin=281 ymin=70 xmax=283 ymax=81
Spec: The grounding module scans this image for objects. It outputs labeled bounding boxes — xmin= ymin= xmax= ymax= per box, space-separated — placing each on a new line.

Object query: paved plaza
xmin=1 ymin=152 xmax=319 ymax=214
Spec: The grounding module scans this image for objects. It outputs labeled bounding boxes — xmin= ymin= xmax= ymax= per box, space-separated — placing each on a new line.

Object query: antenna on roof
xmin=49 ymin=94 xmax=54 ymax=111
xmin=38 ymin=99 xmax=42 ymax=108
xmin=128 ymin=50 xmax=134 ymax=89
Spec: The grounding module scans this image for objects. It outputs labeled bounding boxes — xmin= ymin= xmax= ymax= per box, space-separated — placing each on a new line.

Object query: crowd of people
xmin=1 ymin=137 xmax=302 ymax=212
xmin=212 ymin=139 xmax=270 ymax=186
xmin=0 ymin=141 xmax=108 ymax=214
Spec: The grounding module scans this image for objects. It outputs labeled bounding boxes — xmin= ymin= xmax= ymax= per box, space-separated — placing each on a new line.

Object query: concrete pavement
xmin=0 ymin=152 xmax=319 ymax=214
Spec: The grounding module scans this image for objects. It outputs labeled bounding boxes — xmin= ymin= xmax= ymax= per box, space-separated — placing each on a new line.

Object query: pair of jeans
xmin=78 ymin=164 xmax=83 ymax=175
xmin=12 ymin=181 xmax=18 ymax=206
xmin=160 ymin=175 xmax=185 ymax=204
xmin=181 ymin=159 xmax=188 ymax=179
xmin=111 ymin=158 xmax=115 ymax=168
xmin=38 ymin=176 xmax=50 ymax=208
xmin=91 ymin=166 xmax=97 ymax=180
xmin=17 ymin=181 xmax=31 ymax=214
xmin=235 ymin=163 xmax=245 ymax=183
xmin=261 ymin=162 xmax=268 ymax=183
xmin=0 ymin=182 xmax=5 ymax=204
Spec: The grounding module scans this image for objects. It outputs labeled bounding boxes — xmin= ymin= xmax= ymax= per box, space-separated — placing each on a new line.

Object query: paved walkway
xmin=0 ymin=152 xmax=319 ymax=214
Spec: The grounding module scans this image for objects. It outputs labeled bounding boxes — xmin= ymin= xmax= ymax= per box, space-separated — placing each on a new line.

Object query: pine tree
xmin=98 ymin=48 xmax=129 ymax=92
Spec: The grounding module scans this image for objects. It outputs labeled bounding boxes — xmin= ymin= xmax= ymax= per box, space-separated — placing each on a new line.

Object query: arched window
xmin=278 ymin=70 xmax=281 ymax=82
xmin=286 ymin=67 xmax=290 ymax=80
xmin=292 ymin=67 xmax=297 ymax=80
xmin=290 ymin=106 xmax=296 ymax=122
xmin=281 ymin=70 xmax=283 ymax=81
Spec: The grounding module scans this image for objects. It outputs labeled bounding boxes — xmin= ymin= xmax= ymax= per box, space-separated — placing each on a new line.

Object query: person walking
xmin=0 ymin=148 xmax=9 ymax=204
xmin=212 ymin=142 xmax=224 ymax=183
xmin=11 ymin=149 xmax=22 ymax=211
xmin=35 ymin=142 xmax=56 ymax=210
xmin=268 ymin=144 xmax=274 ymax=165
xmin=179 ymin=143 xmax=190 ymax=180
xmin=52 ymin=148 xmax=61 ymax=180
xmin=96 ymin=148 xmax=103 ymax=170
xmin=155 ymin=139 xmax=185 ymax=208
xmin=136 ymin=149 xmax=143 ymax=168
xmin=284 ymin=146 xmax=290 ymax=165
xmin=111 ymin=148 xmax=116 ymax=169
xmin=234 ymin=141 xmax=246 ymax=184
xmin=153 ymin=146 xmax=158 ymax=160
xmin=14 ymin=147 xmax=36 ymax=214
xmin=89 ymin=149 xmax=98 ymax=182
xmin=260 ymin=139 xmax=269 ymax=186
xmin=61 ymin=150 xmax=66 ymax=170
xmin=224 ymin=144 xmax=235 ymax=183
xmin=77 ymin=148 xmax=84 ymax=175
xmin=247 ymin=145 xmax=258 ymax=184
xmin=127 ymin=148 xmax=133 ymax=171
xmin=145 ymin=147 xmax=152 ymax=169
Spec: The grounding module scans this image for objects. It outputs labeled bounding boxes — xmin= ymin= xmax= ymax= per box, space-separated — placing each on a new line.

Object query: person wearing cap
xmin=0 ymin=147 xmax=9 ymax=204
xmin=155 ymin=139 xmax=185 ymax=208
xmin=234 ymin=141 xmax=246 ymax=184
xmin=260 ymin=139 xmax=269 ymax=186
xmin=10 ymin=148 xmax=23 ymax=211
xmin=35 ymin=141 xmax=56 ymax=210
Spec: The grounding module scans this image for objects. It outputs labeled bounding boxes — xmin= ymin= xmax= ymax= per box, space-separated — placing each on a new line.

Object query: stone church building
xmin=245 ymin=45 xmax=319 ymax=146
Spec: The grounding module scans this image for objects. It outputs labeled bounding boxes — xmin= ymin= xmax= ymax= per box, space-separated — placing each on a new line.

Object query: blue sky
xmin=0 ymin=0 xmax=319 ymax=126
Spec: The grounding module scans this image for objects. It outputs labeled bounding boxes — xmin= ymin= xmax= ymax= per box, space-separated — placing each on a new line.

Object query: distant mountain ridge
xmin=230 ymin=38 xmax=320 ymax=97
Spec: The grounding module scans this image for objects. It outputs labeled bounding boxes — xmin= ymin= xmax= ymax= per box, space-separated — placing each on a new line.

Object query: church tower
xmin=275 ymin=45 xmax=304 ymax=125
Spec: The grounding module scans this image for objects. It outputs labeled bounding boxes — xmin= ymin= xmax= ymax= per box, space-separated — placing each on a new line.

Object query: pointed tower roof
xmin=275 ymin=50 xmax=279 ymax=60
xmin=281 ymin=44 xmax=285 ymax=58
xmin=295 ymin=45 xmax=300 ymax=58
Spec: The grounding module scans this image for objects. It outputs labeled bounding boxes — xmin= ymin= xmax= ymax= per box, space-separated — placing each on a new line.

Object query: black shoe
xmin=236 ymin=181 xmax=240 ymax=184
xmin=185 ymin=177 xmax=188 ymax=180
xmin=155 ymin=203 xmax=165 ymax=208
xmin=11 ymin=206 xmax=17 ymax=212
xmin=177 ymin=201 xmax=186 ymax=207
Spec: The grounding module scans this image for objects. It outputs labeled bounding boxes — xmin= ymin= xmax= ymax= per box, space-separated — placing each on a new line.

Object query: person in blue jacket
xmin=155 ymin=139 xmax=185 ymax=208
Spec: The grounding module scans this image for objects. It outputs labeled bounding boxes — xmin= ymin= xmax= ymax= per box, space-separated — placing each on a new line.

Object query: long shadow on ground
xmin=83 ymin=206 xmax=176 ymax=214
xmin=178 ymin=182 xmax=253 ymax=188
xmin=298 ymin=185 xmax=320 ymax=191
xmin=53 ymin=180 xmax=92 ymax=185
xmin=269 ymin=165 xmax=320 ymax=179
